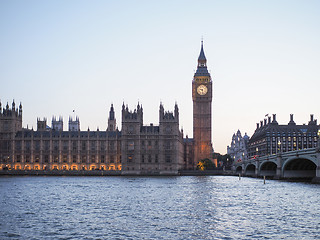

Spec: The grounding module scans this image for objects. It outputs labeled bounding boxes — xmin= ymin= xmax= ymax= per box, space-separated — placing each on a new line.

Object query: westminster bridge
xmin=233 ymin=147 xmax=320 ymax=181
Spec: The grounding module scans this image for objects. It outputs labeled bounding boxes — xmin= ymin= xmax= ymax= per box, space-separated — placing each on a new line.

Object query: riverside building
xmin=0 ymin=43 xmax=214 ymax=174
xmin=248 ymin=114 xmax=319 ymax=159
xmin=227 ymin=130 xmax=249 ymax=163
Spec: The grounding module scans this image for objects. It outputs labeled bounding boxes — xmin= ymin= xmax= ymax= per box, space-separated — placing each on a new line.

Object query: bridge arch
xmin=245 ymin=164 xmax=256 ymax=176
xmin=260 ymin=161 xmax=277 ymax=177
xmin=283 ymin=157 xmax=316 ymax=178
xmin=235 ymin=166 xmax=242 ymax=174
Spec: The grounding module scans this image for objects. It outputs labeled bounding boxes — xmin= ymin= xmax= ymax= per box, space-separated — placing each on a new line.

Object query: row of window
xmin=127 ymin=154 xmax=172 ymax=163
xmin=271 ymin=137 xmax=317 ymax=142
xmin=14 ymin=140 xmax=118 ymax=151
xmin=7 ymin=155 xmax=119 ymax=164
xmin=127 ymin=141 xmax=173 ymax=150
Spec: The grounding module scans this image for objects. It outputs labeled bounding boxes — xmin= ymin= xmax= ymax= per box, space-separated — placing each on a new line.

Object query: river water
xmin=0 ymin=176 xmax=319 ymax=240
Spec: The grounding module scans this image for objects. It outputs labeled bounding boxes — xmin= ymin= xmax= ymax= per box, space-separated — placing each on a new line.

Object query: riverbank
xmin=0 ymin=169 xmax=232 ymax=177
xmin=0 ymin=170 xmax=318 ymax=183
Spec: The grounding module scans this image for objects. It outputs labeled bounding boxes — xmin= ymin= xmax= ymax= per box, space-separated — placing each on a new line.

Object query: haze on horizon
xmin=1 ymin=0 xmax=320 ymax=154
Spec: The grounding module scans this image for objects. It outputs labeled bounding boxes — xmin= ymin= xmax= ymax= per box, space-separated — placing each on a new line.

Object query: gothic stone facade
xmin=0 ymin=102 xmax=184 ymax=174
xmin=227 ymin=130 xmax=249 ymax=164
xmin=0 ymin=43 xmax=214 ymax=173
xmin=192 ymin=41 xmax=213 ymax=165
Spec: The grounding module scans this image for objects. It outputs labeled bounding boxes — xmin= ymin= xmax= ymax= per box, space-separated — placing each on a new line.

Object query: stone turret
xmin=69 ymin=116 xmax=80 ymax=131
xmin=52 ymin=116 xmax=63 ymax=131
xmin=0 ymin=100 xmax=22 ymax=134
xmin=37 ymin=118 xmax=48 ymax=131
xmin=108 ymin=104 xmax=116 ymax=131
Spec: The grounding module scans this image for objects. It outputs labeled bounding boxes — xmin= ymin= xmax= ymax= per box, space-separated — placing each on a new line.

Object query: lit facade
xmin=0 ymin=43 xmax=214 ymax=173
xmin=248 ymin=114 xmax=319 ymax=158
xmin=192 ymin=41 xmax=213 ymax=166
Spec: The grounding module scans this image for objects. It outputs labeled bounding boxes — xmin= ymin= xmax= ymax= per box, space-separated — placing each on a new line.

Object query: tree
xmin=197 ymin=158 xmax=215 ymax=171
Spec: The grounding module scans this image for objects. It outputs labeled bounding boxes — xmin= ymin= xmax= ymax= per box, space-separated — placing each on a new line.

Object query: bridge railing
xmin=233 ymin=147 xmax=317 ymax=167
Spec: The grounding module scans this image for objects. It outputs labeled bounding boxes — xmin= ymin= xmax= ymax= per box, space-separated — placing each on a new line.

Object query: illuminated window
xmin=128 ymin=141 xmax=134 ymax=150
xmin=128 ymin=154 xmax=133 ymax=162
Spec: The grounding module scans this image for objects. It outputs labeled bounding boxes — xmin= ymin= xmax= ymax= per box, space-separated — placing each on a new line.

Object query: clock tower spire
xmin=192 ymin=41 xmax=213 ymax=168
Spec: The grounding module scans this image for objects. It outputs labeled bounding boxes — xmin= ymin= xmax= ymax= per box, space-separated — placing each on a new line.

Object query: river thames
xmin=0 ymin=176 xmax=319 ymax=239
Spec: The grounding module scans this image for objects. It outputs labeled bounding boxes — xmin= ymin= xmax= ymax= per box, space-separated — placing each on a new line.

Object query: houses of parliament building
xmin=0 ymin=43 xmax=214 ymax=174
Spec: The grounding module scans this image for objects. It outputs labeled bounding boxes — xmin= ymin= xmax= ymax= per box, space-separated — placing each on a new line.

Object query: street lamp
xmin=278 ymin=140 xmax=281 ymax=153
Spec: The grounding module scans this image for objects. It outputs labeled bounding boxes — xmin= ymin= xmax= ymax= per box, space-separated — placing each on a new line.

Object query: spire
xmin=109 ymin=103 xmax=115 ymax=120
xmin=198 ymin=40 xmax=207 ymax=66
xmin=19 ymin=102 xmax=22 ymax=115
xmin=194 ymin=40 xmax=210 ymax=77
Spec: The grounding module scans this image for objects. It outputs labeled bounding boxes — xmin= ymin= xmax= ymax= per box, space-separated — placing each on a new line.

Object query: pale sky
xmin=1 ymin=0 xmax=320 ymax=154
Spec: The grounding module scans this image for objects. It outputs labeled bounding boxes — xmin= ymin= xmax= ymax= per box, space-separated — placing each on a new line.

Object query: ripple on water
xmin=0 ymin=176 xmax=319 ymax=240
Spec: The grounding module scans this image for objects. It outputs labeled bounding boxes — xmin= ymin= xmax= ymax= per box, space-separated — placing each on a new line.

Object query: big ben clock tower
xmin=192 ymin=41 xmax=213 ymax=167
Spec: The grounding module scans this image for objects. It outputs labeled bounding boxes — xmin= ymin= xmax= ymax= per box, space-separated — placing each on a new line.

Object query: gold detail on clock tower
xmin=192 ymin=41 xmax=213 ymax=168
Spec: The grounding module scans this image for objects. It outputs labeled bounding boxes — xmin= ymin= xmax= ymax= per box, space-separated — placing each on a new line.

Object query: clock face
xmin=197 ymin=85 xmax=208 ymax=95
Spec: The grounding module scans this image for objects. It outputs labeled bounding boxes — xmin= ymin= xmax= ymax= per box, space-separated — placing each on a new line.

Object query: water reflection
xmin=0 ymin=176 xmax=319 ymax=239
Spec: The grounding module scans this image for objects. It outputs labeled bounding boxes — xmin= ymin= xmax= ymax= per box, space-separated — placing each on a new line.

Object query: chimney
xmin=273 ymin=114 xmax=276 ymax=122
xmin=256 ymin=123 xmax=259 ymax=129
xmin=260 ymin=121 xmax=263 ymax=128
xmin=308 ymin=114 xmax=316 ymax=125
xmin=264 ymin=119 xmax=267 ymax=125
xmin=268 ymin=116 xmax=271 ymax=124
xmin=289 ymin=114 xmax=296 ymax=125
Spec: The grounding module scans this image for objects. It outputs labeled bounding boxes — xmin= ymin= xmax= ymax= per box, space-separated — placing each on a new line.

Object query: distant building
xmin=0 ymin=43 xmax=215 ymax=174
xmin=227 ymin=130 xmax=249 ymax=164
xmin=248 ymin=114 xmax=319 ymax=158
